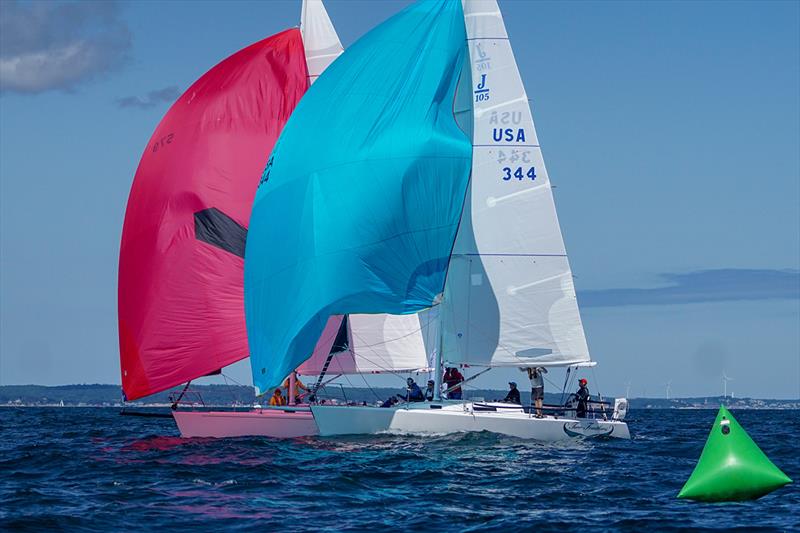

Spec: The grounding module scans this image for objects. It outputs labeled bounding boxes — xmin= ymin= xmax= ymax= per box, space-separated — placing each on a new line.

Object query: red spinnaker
xmin=119 ymin=29 xmax=309 ymax=400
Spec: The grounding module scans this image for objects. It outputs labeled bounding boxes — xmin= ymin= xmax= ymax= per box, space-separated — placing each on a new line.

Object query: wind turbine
xmin=625 ymin=381 xmax=632 ymax=399
xmin=722 ymin=371 xmax=733 ymax=399
xmin=665 ymin=381 xmax=672 ymax=400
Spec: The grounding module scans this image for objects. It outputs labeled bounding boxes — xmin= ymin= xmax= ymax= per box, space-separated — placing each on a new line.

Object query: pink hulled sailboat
xmin=118 ymin=0 xmax=343 ymax=438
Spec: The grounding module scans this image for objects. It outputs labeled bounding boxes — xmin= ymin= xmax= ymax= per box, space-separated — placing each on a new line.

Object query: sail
xmin=245 ymin=0 xmax=472 ymax=393
xmin=118 ymin=30 xmax=310 ymax=400
xmin=301 ymin=0 xmax=343 ymax=84
xmin=440 ymin=0 xmax=591 ymax=368
xmin=297 ymin=313 xmax=434 ymax=375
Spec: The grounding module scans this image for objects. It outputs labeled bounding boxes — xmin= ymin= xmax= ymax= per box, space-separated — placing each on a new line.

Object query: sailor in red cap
xmin=576 ymin=378 xmax=590 ymax=418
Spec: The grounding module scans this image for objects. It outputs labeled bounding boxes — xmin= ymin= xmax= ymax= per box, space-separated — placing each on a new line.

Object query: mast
xmin=433 ymin=317 xmax=444 ymax=401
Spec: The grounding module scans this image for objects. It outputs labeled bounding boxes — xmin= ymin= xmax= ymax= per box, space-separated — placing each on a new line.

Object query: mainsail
xmin=118 ymin=2 xmax=343 ymax=400
xmin=440 ymin=0 xmax=591 ymax=368
xmin=244 ymin=0 xmax=472 ymax=393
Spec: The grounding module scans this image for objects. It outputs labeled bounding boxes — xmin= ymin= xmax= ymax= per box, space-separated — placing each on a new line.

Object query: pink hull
xmin=172 ymin=409 xmax=318 ymax=438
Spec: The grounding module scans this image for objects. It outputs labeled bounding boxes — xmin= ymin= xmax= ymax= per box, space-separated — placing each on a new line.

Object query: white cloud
xmin=0 ymin=0 xmax=131 ymax=94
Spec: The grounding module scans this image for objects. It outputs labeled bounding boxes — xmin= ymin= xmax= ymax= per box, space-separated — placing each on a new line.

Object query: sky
xmin=0 ymin=0 xmax=798 ymax=399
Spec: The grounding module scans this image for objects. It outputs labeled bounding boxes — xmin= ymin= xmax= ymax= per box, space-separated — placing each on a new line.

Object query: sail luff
xmin=440 ymin=0 xmax=592 ymax=368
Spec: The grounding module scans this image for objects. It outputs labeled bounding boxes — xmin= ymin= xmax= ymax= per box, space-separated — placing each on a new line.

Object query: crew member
xmin=443 ymin=367 xmax=464 ymax=399
xmin=576 ymin=378 xmax=590 ymax=418
xmin=527 ymin=367 xmax=547 ymax=418
xmin=269 ymin=388 xmax=286 ymax=406
xmin=502 ymin=382 xmax=521 ymax=404
xmin=281 ymin=371 xmax=309 ymax=404
xmin=424 ymin=379 xmax=435 ymax=401
xmin=402 ymin=377 xmax=424 ymax=402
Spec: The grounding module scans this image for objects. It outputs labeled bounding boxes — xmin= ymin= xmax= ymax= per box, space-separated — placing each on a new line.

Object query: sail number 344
xmin=502 ymin=166 xmax=536 ymax=181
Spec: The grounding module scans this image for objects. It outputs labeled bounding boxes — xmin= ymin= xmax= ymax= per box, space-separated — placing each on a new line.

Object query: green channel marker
xmin=678 ymin=405 xmax=792 ymax=502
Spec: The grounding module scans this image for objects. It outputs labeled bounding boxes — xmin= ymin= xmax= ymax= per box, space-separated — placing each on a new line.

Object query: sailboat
xmin=245 ymin=0 xmax=630 ymax=441
xmin=118 ymin=0 xmax=345 ymax=438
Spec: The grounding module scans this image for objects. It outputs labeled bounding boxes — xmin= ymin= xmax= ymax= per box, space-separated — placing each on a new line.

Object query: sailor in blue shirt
xmin=401 ymin=377 xmax=425 ymax=402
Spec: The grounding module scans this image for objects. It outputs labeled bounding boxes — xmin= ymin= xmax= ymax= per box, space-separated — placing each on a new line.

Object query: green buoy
xmin=678 ymin=405 xmax=792 ymax=502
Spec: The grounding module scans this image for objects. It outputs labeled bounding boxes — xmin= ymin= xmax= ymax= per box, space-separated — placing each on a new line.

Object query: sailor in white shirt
xmin=526 ymin=367 xmax=547 ymax=418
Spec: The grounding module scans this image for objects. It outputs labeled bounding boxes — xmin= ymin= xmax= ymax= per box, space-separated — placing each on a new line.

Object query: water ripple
xmin=0 ymin=408 xmax=797 ymax=531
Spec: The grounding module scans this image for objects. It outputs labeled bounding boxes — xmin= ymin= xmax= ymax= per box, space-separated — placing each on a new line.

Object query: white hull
xmin=173 ymin=407 xmax=318 ymax=438
xmin=311 ymin=402 xmax=630 ymax=441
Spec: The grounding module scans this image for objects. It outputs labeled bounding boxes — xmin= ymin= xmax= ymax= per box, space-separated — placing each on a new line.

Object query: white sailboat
xmin=309 ymin=0 xmax=630 ymax=441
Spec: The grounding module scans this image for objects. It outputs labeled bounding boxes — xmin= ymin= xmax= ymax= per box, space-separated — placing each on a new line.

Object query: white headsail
xmin=301 ymin=0 xmax=344 ymax=84
xmin=440 ymin=0 xmax=592 ymax=368
xmin=297 ymin=313 xmax=435 ymax=375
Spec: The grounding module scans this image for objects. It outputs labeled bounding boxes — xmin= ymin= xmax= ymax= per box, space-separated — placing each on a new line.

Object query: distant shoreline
xmin=1 ymin=384 xmax=798 ymax=410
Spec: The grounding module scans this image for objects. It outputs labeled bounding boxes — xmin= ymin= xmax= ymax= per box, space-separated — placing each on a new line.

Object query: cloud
xmin=116 ymin=86 xmax=181 ymax=110
xmin=580 ymin=268 xmax=800 ymax=307
xmin=0 ymin=0 xmax=131 ymax=94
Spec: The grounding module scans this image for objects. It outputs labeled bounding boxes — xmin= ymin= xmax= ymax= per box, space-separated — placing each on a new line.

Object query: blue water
xmin=1 ymin=408 xmax=797 ymax=531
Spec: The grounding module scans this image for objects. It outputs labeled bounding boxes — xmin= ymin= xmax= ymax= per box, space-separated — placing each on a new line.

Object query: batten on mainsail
xmin=301 ymin=0 xmax=343 ymax=84
xmin=440 ymin=0 xmax=591 ymax=368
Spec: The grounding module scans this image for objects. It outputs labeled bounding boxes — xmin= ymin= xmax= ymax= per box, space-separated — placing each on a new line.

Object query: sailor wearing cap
xmin=502 ymin=382 xmax=521 ymax=404
xmin=576 ymin=378 xmax=590 ymax=418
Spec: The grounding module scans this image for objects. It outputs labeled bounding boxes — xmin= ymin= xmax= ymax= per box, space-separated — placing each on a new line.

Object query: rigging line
xmin=312 ymin=347 xmax=338 ymax=397
xmin=590 ymin=366 xmax=607 ymax=418
xmin=357 ymin=370 xmax=384 ymax=403
xmin=221 ymin=371 xmax=249 ymax=408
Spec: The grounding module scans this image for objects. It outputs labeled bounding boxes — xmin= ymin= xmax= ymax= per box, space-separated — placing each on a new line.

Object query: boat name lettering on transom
xmin=151 ymin=133 xmax=174 ymax=153
xmin=474 ymin=42 xmax=491 ymax=72
xmin=489 ymin=111 xmax=522 ymax=125
xmin=492 ymin=128 xmax=526 ymax=143
xmin=474 ymin=73 xmax=490 ymax=102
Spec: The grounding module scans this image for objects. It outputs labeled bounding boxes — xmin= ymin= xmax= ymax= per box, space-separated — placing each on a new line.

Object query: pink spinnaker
xmin=118 ymin=30 xmax=310 ymax=400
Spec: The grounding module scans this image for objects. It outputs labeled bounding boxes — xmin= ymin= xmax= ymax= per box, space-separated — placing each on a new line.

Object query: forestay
xmin=440 ymin=0 xmax=592 ymax=368
xmin=245 ymin=0 xmax=472 ymax=393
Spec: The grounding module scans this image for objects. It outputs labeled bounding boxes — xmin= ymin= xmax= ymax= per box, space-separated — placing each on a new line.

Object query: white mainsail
xmin=301 ymin=0 xmax=344 ymax=84
xmin=440 ymin=0 xmax=591 ymax=368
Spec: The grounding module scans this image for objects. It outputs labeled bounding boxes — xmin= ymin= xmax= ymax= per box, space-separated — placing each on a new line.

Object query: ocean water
xmin=1 ymin=408 xmax=797 ymax=531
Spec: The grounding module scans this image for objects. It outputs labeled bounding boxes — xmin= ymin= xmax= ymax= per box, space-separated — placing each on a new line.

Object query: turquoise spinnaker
xmin=244 ymin=0 xmax=472 ymax=393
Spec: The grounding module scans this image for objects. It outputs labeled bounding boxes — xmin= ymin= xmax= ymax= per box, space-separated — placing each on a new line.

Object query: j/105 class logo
xmin=474 ymin=74 xmax=490 ymax=102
